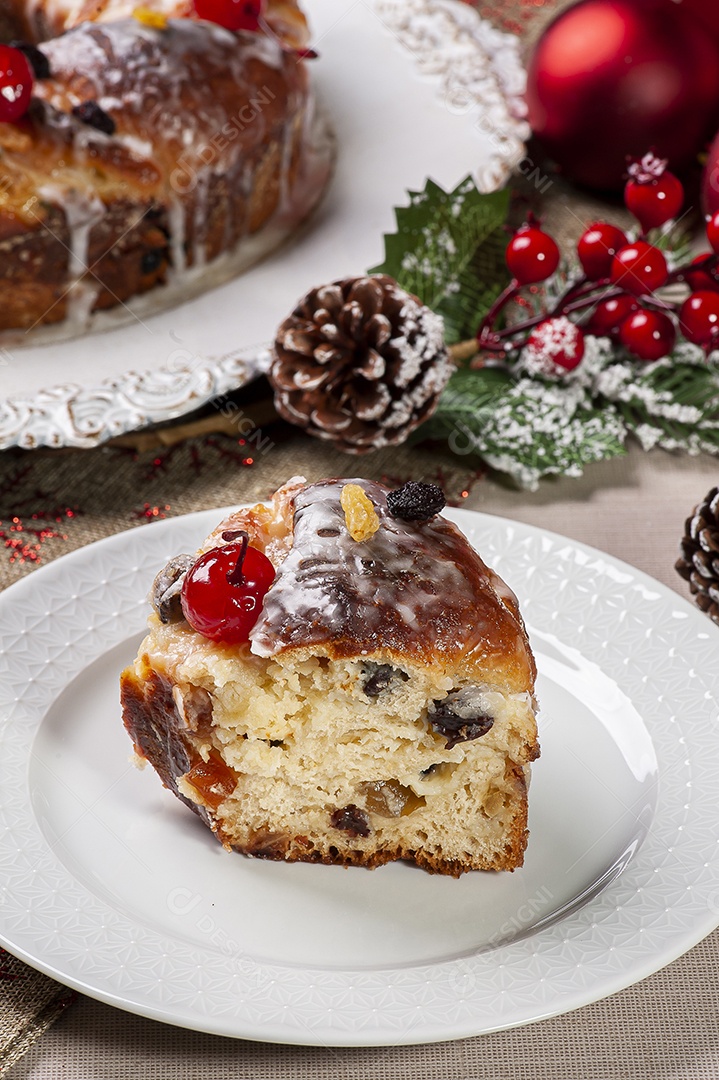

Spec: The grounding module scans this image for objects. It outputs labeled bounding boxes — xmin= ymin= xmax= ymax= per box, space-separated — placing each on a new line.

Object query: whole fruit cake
xmin=121 ymin=477 xmax=541 ymax=877
xmin=0 ymin=0 xmax=327 ymax=335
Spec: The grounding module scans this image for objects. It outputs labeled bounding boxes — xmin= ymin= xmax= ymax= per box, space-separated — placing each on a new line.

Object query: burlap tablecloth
xmin=0 ymin=430 xmax=717 ymax=1078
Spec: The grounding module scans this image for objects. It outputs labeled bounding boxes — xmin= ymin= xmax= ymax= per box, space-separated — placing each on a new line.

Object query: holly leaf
xmin=418 ymin=365 xmax=627 ymax=489
xmin=369 ymin=177 xmax=509 ymax=345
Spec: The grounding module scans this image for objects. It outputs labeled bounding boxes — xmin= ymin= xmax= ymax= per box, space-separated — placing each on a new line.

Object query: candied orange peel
xmin=340 ymin=484 xmax=380 ymax=542
xmin=133 ymin=6 xmax=168 ymax=28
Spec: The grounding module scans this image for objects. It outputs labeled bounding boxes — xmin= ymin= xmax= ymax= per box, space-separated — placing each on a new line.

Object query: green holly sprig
xmin=371 ymin=175 xmax=719 ymax=489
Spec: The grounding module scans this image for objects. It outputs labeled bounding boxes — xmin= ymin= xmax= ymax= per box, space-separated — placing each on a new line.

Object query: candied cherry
xmin=706 ymin=211 xmax=719 ymax=256
xmin=619 ymin=308 xmax=676 ymax=362
xmin=679 ymin=291 xmax=719 ymax=347
xmin=0 ymin=44 xmax=33 ymax=123
xmin=181 ymin=531 xmax=275 ymax=644
xmin=585 ymin=294 xmax=637 ymax=338
xmin=610 ymin=241 xmax=668 ymax=296
xmin=577 ymin=223 xmax=627 ymax=281
xmin=505 ymin=224 xmax=559 ymax=285
xmin=193 ymin=0 xmax=263 ymax=31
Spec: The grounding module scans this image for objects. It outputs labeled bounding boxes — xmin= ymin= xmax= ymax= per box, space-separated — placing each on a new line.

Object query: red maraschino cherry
xmin=193 ymin=0 xmax=263 ymax=32
xmin=181 ymin=531 xmax=275 ymax=644
xmin=0 ymin=45 xmax=33 ymax=123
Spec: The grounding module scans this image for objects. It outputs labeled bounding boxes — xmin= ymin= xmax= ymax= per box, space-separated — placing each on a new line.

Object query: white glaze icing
xmin=249 ymin=479 xmax=499 ymax=663
xmin=37 ymin=182 xmax=105 ymax=329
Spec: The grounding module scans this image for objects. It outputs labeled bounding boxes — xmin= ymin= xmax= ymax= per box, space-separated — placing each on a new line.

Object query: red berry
xmin=679 ymin=291 xmax=719 ymax=347
xmin=585 ymin=294 xmax=637 ymax=338
xmin=524 ymin=317 xmax=585 ymax=373
xmin=624 ymin=172 xmax=684 ymax=233
xmin=0 ymin=45 xmax=33 ymax=123
xmin=706 ymin=211 xmax=719 ymax=255
xmin=684 ymin=254 xmax=719 ymax=293
xmin=577 ymin=223 xmax=627 ymax=281
xmin=193 ymin=0 xmax=263 ymax=31
xmin=619 ymin=309 xmax=676 ymax=362
xmin=610 ymin=241 xmax=668 ymax=296
xmin=181 ymin=533 xmax=275 ymax=644
xmin=506 ymin=225 xmax=560 ymax=285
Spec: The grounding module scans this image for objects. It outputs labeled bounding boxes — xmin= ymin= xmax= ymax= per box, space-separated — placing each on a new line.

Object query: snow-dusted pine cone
xmin=676 ymin=486 xmax=719 ymax=625
xmin=270 ymin=275 xmax=451 ymax=453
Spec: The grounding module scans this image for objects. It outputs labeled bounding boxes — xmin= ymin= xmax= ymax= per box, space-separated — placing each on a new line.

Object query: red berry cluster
xmin=478 ymin=152 xmax=719 ymax=372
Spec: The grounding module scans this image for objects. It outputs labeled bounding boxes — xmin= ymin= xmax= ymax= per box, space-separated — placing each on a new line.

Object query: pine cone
xmin=676 ymin=486 xmax=719 ymax=625
xmin=270 ymin=275 xmax=451 ymax=453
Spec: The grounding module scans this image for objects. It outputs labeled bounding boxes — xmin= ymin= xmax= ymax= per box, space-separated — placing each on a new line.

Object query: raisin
xmin=428 ymin=690 xmax=494 ymax=750
xmin=341 ymin=484 xmax=379 ymax=542
xmin=330 ymin=804 xmax=370 ymax=838
xmin=72 ymin=100 xmax=116 ymax=136
xmin=362 ymin=663 xmax=393 ymax=696
xmin=361 ymin=662 xmax=408 ymax=697
xmin=10 ymin=42 xmax=51 ymax=79
xmin=386 ymin=481 xmax=446 ymax=522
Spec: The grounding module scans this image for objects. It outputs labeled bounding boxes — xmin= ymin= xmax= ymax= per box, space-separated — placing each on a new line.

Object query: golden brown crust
xmin=121 ymin=661 xmax=213 ymax=828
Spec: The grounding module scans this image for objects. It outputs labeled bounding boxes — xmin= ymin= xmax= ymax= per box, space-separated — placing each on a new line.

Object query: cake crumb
xmin=340 ymin=484 xmax=380 ymax=542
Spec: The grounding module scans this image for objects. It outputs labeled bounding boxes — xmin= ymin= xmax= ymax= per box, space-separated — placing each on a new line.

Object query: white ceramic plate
xmin=0 ymin=507 xmax=718 ymax=1046
xmin=0 ymin=0 xmax=528 ymax=449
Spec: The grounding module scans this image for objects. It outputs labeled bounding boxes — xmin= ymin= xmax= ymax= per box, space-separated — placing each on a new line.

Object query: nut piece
xmin=151 ymin=553 xmax=195 ymax=624
xmin=340 ymin=483 xmax=380 ymax=542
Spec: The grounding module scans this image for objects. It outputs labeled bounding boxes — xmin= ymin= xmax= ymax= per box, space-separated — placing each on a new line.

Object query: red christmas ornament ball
xmin=526 ymin=0 xmax=719 ymax=191
xmin=675 ymin=0 xmax=719 ymax=42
